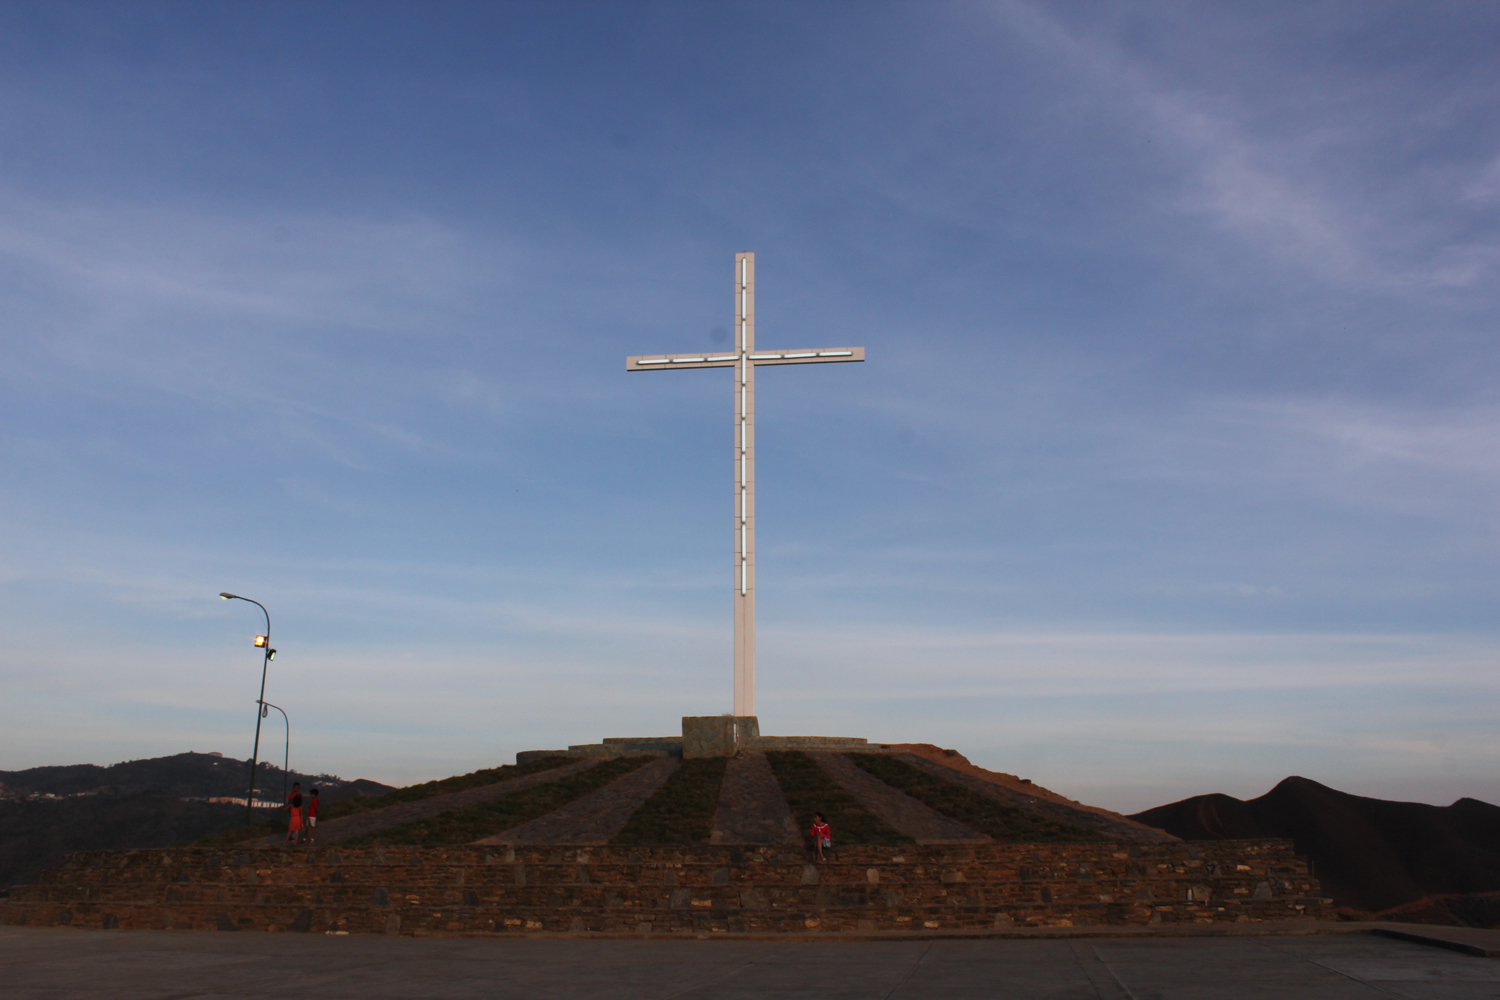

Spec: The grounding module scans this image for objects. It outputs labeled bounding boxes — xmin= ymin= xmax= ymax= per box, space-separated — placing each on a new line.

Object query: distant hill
xmin=0 ymin=752 xmax=394 ymax=892
xmin=1130 ymin=776 xmax=1500 ymax=926
xmin=0 ymin=751 xmax=393 ymax=803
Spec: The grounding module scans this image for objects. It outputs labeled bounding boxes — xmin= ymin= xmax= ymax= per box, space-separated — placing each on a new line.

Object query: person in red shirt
xmin=305 ymin=787 xmax=319 ymax=845
xmin=810 ymin=813 xmax=831 ymax=862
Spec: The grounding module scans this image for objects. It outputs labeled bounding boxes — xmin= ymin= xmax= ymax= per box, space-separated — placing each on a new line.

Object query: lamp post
xmin=259 ymin=701 xmax=290 ymax=811
xmin=220 ymin=592 xmax=276 ymax=823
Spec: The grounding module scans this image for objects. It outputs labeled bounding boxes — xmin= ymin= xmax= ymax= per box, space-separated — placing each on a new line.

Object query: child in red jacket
xmin=810 ymin=813 xmax=831 ymax=861
xmin=284 ymin=782 xmax=303 ymax=845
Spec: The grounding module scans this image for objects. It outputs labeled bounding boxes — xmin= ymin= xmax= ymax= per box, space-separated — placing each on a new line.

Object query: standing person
xmin=810 ymin=812 xmax=831 ymax=862
xmin=284 ymin=781 xmax=304 ymax=846
xmin=304 ymin=787 xmax=319 ymax=845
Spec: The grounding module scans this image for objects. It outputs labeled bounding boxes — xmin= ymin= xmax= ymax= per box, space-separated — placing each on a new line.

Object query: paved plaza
xmin=6 ymin=926 xmax=1500 ymax=999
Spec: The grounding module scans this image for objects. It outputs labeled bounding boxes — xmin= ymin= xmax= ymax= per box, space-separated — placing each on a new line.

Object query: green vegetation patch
xmin=342 ymin=756 xmax=653 ymax=846
xmin=320 ymin=756 xmax=576 ymax=821
xmin=765 ymin=751 xmax=912 ymax=847
xmin=612 ymin=758 xmax=727 ymax=845
xmin=847 ymin=753 xmax=1107 ymax=843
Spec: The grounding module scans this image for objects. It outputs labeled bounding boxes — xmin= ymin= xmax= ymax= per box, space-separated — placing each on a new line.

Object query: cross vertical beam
xmin=626 ymin=253 xmax=864 ymax=719
xmin=734 ymin=252 xmax=756 ymax=716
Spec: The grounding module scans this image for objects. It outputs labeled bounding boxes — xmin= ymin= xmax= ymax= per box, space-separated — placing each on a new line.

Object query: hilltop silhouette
xmin=0 ymin=751 xmax=390 ymax=802
xmin=1131 ymin=776 xmax=1500 ymax=926
xmin=0 ymin=752 xmax=392 ymax=892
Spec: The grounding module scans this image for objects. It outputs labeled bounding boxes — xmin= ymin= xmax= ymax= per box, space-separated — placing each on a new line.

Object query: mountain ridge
xmin=0 ymin=752 xmax=394 ymax=892
xmin=1130 ymin=775 xmax=1500 ymax=924
xmin=1 ymin=751 xmax=392 ymax=802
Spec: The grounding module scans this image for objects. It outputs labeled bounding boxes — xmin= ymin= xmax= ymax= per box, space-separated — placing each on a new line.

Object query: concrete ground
xmin=6 ymin=927 xmax=1500 ymax=999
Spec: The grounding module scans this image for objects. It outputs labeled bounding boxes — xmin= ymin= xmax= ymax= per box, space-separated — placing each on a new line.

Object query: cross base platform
xmin=517 ymin=717 xmax=900 ymax=764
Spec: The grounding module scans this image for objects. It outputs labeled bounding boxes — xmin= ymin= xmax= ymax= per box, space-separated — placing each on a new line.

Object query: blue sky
xmin=2 ymin=1 xmax=1496 ymax=812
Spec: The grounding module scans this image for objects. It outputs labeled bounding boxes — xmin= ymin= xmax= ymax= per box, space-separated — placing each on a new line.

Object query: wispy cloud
xmin=993 ymin=2 xmax=1500 ymax=291
xmin=0 ymin=189 xmax=513 ymax=332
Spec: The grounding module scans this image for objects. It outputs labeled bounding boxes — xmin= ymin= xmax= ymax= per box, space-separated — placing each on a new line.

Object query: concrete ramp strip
xmin=477 ymin=757 xmax=681 ymax=845
xmin=712 ymin=752 xmax=802 ymax=845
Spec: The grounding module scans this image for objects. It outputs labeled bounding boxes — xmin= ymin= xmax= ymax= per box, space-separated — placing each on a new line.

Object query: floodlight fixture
xmin=220 ymin=591 xmax=273 ymax=822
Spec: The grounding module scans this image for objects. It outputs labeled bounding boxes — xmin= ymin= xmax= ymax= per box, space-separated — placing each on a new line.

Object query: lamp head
xmin=262 ymin=705 xmax=268 ymax=718
xmin=254 ymin=635 xmax=268 ymax=648
xmin=268 ymin=649 xmax=277 ymax=661
xmin=220 ymin=592 xmax=237 ymax=600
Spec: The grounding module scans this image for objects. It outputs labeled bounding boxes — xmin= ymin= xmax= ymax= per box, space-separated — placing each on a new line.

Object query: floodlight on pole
xmin=220 ymin=592 xmax=273 ymax=823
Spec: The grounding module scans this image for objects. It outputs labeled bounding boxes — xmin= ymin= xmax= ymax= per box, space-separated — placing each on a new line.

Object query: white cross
xmin=627 ymin=252 xmax=865 ymax=717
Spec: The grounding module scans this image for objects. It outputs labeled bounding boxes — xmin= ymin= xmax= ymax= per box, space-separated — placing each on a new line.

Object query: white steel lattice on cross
xmin=627 ymin=253 xmax=865 ymax=717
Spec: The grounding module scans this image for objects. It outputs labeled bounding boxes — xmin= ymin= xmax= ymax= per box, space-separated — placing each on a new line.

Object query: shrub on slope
xmin=342 ymin=757 xmax=652 ymax=846
xmin=848 ymin=753 xmax=1106 ymax=844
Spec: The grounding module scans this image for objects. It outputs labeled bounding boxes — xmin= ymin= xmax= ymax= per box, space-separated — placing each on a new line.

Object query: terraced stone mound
xmin=0 ymin=748 xmax=1323 ymax=935
xmin=0 ymin=841 xmax=1332 ymax=936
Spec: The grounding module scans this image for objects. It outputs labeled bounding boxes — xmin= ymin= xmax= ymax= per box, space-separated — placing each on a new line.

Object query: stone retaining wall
xmin=0 ymin=840 xmax=1333 ymax=937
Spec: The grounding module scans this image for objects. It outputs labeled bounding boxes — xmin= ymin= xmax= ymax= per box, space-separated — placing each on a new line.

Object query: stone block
xmin=745 ymin=735 xmax=875 ymax=751
xmin=603 ymin=737 xmax=684 ymax=751
xmin=516 ymin=750 xmax=568 ymax=765
xmin=681 ymin=716 xmax=758 ymax=758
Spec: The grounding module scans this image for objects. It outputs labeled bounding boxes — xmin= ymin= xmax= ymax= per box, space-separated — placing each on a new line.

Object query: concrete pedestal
xmin=682 ymin=716 xmax=760 ymax=758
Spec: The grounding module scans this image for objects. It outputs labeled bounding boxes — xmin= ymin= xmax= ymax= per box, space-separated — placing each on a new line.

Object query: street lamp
xmin=221 ymin=592 xmax=276 ymax=823
xmin=259 ymin=701 xmax=290 ymax=810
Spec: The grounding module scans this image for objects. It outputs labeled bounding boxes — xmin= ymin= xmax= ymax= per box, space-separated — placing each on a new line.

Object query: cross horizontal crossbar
xmin=625 ymin=347 xmax=865 ymax=372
